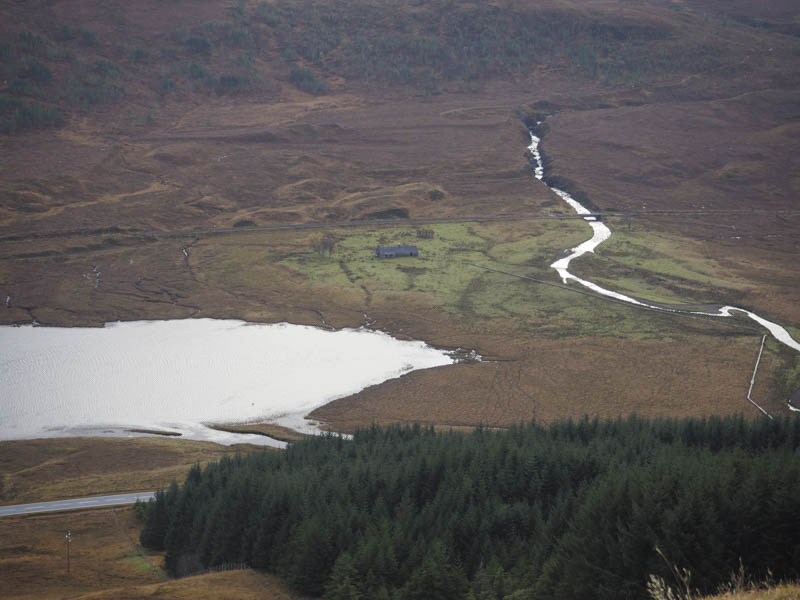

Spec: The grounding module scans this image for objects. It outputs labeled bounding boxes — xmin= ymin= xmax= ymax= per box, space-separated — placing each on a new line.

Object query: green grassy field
xmin=280 ymin=221 xmax=593 ymax=314
xmin=274 ymin=220 xmax=768 ymax=340
xmin=568 ymin=228 xmax=753 ymax=303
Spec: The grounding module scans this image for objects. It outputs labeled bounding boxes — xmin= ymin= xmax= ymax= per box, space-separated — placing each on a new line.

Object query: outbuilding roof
xmin=376 ymin=245 xmax=419 ymax=257
xmin=378 ymin=245 xmax=418 ymax=252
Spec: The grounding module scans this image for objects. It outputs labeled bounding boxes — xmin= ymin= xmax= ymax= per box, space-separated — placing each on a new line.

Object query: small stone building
xmin=376 ymin=245 xmax=419 ymax=258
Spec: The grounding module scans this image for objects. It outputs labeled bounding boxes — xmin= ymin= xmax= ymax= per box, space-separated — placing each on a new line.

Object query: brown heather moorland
xmin=1 ymin=0 xmax=798 ymax=438
xmin=0 ymin=505 xmax=305 ymax=600
xmin=1 ymin=9 xmax=799 ymax=594
xmin=0 ymin=437 xmax=264 ymax=504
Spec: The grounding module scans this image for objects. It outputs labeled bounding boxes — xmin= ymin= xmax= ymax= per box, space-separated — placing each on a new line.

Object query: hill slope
xmin=1 ymin=0 xmax=799 ymax=428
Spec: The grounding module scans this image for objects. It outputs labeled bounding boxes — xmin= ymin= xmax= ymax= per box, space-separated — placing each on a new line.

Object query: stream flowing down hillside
xmin=527 ymin=127 xmax=800 ymax=411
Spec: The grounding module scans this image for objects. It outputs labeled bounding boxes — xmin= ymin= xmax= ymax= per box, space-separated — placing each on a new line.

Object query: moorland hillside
xmin=2 ymin=0 xmax=798 ymax=230
xmin=1 ymin=0 xmax=799 ymax=427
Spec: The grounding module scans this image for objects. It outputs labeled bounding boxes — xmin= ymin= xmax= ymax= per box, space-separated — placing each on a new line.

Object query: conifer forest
xmin=141 ymin=416 xmax=800 ymax=599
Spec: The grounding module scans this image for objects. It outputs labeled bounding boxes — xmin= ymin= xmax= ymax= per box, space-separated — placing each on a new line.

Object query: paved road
xmin=0 ymin=492 xmax=156 ymax=518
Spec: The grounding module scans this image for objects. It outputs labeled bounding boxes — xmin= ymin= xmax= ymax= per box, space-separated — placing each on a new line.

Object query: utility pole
xmin=65 ymin=529 xmax=71 ymax=573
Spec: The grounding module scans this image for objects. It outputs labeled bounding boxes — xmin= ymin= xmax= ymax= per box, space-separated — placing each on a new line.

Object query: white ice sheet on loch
xmin=0 ymin=319 xmax=453 ymax=443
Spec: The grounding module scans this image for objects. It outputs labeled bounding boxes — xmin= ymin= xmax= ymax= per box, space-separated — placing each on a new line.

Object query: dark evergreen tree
xmin=139 ymin=416 xmax=800 ymax=598
xmin=403 ymin=539 xmax=469 ymax=600
xmin=325 ymin=552 xmax=362 ymax=600
xmin=138 ymin=489 xmax=169 ymax=550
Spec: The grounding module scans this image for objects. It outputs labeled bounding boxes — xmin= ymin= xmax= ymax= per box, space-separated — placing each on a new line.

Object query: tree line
xmin=1 ymin=1 xmax=748 ymax=134
xmin=140 ymin=415 xmax=800 ymax=599
xmin=259 ymin=0 xmax=676 ymax=91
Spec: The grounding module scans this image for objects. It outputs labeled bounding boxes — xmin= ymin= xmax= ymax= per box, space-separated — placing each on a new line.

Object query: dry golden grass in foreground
xmin=702 ymin=585 xmax=800 ymax=600
xmin=0 ymin=437 xmax=263 ymax=504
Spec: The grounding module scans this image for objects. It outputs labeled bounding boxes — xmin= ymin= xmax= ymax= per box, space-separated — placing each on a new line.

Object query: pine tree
xmin=144 ymin=416 xmax=800 ymax=597
xmin=325 ymin=552 xmax=363 ymax=600
xmin=139 ymin=489 xmax=169 ymax=550
xmin=403 ymin=540 xmax=469 ymax=600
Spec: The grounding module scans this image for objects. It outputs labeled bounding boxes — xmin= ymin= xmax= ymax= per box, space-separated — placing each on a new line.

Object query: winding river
xmin=528 ymin=124 xmax=800 ymax=411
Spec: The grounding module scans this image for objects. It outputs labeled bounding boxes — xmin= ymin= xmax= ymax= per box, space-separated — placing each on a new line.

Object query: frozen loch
xmin=0 ymin=319 xmax=453 ymax=446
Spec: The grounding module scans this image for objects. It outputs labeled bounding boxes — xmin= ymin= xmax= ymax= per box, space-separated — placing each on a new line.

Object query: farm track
xmin=2 ymin=210 xmax=800 ymax=246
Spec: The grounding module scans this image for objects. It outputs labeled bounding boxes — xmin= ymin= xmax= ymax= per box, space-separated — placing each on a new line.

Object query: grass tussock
xmin=705 ymin=585 xmax=800 ymax=600
xmin=649 ymin=549 xmax=800 ymax=600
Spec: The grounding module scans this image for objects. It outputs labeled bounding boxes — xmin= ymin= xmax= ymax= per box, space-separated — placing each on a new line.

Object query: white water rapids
xmin=528 ymin=127 xmax=800 ymax=411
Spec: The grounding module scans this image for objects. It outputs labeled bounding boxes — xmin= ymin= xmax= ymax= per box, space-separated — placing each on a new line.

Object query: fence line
xmin=184 ymin=562 xmax=251 ymax=578
xmin=747 ymin=335 xmax=772 ymax=420
xmin=207 ymin=562 xmax=250 ymax=573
